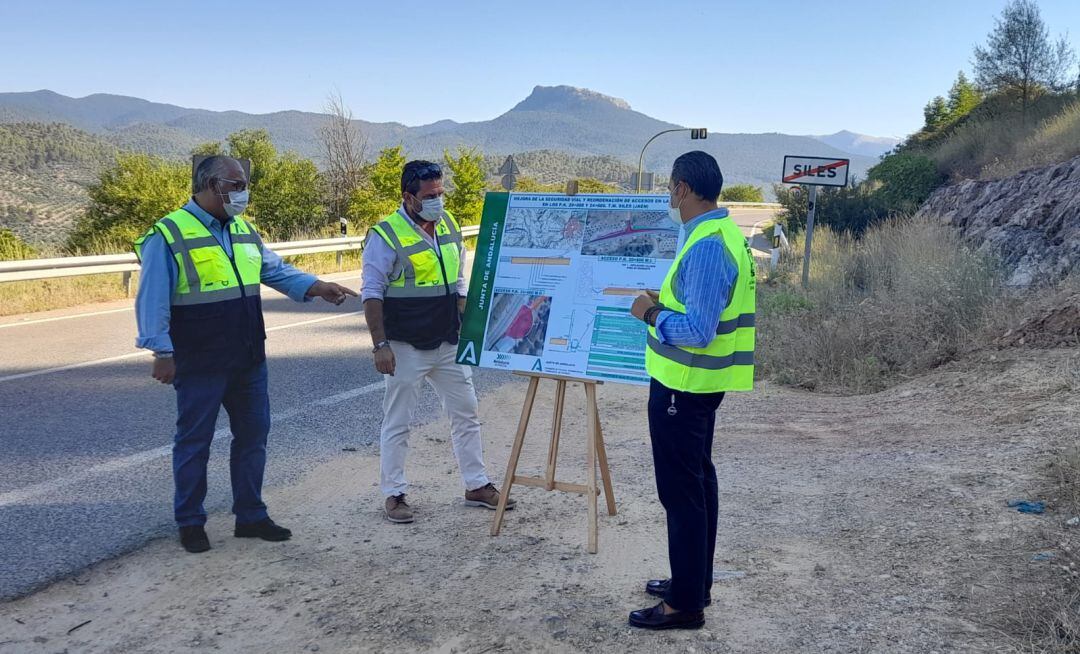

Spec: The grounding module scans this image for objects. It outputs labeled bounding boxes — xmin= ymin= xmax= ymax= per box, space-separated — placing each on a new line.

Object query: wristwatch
xmin=372 ymin=340 xmax=391 ymax=353
xmin=153 ymin=351 xmax=174 ymax=359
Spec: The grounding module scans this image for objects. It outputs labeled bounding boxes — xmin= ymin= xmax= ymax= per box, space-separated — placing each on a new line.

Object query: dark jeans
xmin=172 ymin=361 xmax=270 ymax=527
xmin=647 ymin=377 xmax=725 ymax=612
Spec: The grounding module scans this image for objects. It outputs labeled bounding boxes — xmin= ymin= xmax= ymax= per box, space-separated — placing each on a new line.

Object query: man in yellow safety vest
xmin=361 ymin=160 xmax=513 ymax=524
xmin=628 ymin=151 xmax=756 ymax=630
xmin=134 ymin=155 xmax=356 ymax=553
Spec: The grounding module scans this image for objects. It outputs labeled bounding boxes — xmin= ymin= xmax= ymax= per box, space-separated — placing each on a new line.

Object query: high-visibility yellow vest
xmin=644 ymin=215 xmax=756 ymax=393
xmin=369 ymin=209 xmax=462 ymax=297
xmin=133 ymin=208 xmax=263 ymax=306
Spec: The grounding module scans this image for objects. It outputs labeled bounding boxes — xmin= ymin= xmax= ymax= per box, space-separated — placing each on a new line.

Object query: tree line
xmin=65 ymin=127 xmax=491 ymax=253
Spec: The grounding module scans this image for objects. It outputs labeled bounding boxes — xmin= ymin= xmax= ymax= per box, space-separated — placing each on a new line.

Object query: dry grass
xmin=928 ymin=93 xmax=1080 ymax=181
xmin=1005 ymin=428 xmax=1080 ymax=654
xmin=757 ymin=215 xmax=1006 ymax=393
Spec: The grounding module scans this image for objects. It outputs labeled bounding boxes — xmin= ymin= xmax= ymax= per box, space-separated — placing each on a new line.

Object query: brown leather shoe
xmin=384 ymin=494 xmax=414 ymax=523
xmin=464 ymin=483 xmax=516 ymax=510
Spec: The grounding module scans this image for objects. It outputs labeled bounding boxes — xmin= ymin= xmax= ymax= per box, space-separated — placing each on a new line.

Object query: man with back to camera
xmin=627 ymin=151 xmax=756 ymax=630
xmin=134 ymin=155 xmax=358 ymax=553
xmin=361 ymin=160 xmax=514 ymax=524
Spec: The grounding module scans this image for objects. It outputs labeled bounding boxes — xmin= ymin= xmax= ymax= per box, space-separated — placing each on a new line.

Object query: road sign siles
xmin=781 ymin=155 xmax=849 ymax=187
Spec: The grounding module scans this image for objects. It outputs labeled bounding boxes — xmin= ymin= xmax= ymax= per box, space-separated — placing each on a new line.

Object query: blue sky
xmin=1 ymin=0 xmax=1078 ymax=138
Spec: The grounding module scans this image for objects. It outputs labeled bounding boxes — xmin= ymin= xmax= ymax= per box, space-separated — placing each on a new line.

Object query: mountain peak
xmin=511 ymin=85 xmax=632 ymax=113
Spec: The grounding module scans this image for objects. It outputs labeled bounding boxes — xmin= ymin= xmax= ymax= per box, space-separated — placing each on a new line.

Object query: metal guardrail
xmin=0 ymin=201 xmax=782 ymax=285
xmin=0 ymin=226 xmax=483 ymax=284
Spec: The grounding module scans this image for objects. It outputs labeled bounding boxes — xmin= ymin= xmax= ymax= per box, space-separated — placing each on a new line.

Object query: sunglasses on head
xmin=404 ymin=163 xmax=442 ymax=189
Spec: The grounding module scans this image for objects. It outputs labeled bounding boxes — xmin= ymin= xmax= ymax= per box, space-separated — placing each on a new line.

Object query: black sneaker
xmin=234 ymin=518 xmax=292 ymax=541
xmin=179 ymin=525 xmax=211 ymax=553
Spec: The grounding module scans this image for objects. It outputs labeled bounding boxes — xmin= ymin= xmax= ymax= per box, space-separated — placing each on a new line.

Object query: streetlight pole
xmin=636 ymin=127 xmax=708 ymax=192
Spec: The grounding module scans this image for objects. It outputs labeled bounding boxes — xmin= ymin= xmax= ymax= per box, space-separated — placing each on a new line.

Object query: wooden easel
xmin=490 ymin=372 xmax=617 ymax=553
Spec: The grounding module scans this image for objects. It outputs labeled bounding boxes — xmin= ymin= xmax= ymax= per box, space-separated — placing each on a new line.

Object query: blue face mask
xmin=222 ymin=189 xmax=249 ymax=217
xmin=419 ymin=196 xmax=444 ymax=222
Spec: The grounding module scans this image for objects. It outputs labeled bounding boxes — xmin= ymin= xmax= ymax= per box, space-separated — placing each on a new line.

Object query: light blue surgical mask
xmin=222 ymin=189 xmax=249 ymax=217
xmin=419 ymin=196 xmax=444 ymax=222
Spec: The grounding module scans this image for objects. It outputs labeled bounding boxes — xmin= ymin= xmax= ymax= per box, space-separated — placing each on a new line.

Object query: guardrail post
xmin=122 ymin=271 xmax=133 ymax=298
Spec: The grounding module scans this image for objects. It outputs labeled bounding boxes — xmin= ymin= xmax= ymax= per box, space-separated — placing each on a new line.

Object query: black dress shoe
xmin=628 ymin=602 xmax=705 ymax=630
xmin=179 ymin=526 xmax=211 ymax=553
xmin=645 ymin=579 xmax=712 ymax=607
xmin=234 ymin=518 xmax=292 ymax=541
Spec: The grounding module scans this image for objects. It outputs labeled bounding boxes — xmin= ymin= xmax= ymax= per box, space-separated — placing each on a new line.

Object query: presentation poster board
xmin=456 ymin=192 xmax=676 ymax=385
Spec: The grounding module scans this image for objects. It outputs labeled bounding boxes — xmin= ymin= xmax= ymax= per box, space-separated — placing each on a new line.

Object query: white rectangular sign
xmin=458 ymin=192 xmax=677 ymax=385
xmin=782 ymin=155 xmax=850 ymax=187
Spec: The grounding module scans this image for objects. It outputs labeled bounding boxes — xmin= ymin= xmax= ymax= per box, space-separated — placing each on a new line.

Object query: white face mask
xmin=668 ymin=185 xmax=683 ymax=226
xmin=418 ymin=196 xmax=444 ymax=222
xmin=222 ymin=189 xmax=249 ymax=217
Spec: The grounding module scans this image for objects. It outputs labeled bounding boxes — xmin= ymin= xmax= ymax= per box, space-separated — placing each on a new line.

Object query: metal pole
xmin=801 ymin=186 xmax=817 ymax=288
xmin=636 ymin=128 xmax=689 ymax=192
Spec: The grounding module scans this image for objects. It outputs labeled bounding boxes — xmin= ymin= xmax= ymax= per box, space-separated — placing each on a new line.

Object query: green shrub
xmin=720 ymin=184 xmax=765 ymax=203
xmin=866 ymin=153 xmax=944 ymax=214
xmin=0 ymin=229 xmax=38 ymax=261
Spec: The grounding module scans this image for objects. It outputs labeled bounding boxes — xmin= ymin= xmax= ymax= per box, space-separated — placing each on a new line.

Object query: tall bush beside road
xmin=758 ymin=216 xmax=1004 ymax=392
xmin=67 ymin=153 xmax=189 ymax=254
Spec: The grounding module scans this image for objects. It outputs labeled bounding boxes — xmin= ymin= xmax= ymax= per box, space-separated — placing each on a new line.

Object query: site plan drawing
xmin=457 ymin=192 xmax=676 ymax=385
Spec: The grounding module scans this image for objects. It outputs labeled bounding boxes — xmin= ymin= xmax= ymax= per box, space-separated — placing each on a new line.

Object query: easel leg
xmin=544 ymin=380 xmax=566 ymax=491
xmin=592 ymin=392 xmax=617 ymax=516
xmin=585 ymin=382 xmax=599 ymax=554
xmin=491 ymin=376 xmax=539 ymax=537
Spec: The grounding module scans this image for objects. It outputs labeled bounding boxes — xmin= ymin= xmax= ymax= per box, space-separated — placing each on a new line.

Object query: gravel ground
xmin=1 ymin=347 xmax=1077 ymax=653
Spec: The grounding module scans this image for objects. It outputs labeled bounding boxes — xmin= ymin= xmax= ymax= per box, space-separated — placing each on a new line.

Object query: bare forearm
xmin=364 ymin=299 xmax=387 ymax=344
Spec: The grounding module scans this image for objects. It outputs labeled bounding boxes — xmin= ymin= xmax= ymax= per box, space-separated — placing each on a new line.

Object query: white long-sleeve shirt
xmin=361 ymin=205 xmax=468 ymax=302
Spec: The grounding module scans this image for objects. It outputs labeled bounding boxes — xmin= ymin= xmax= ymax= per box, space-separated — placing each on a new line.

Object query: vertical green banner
xmin=457 ymin=192 xmax=508 ymax=365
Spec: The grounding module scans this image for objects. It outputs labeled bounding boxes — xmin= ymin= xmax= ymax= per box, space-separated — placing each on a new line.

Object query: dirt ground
xmin=1 ymin=348 xmax=1077 ymax=654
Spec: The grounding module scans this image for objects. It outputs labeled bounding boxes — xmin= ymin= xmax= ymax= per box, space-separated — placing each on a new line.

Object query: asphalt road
xmin=0 ymin=208 xmax=772 ymax=600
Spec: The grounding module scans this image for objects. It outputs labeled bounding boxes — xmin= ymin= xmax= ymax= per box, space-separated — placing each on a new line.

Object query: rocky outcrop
xmin=915 ymin=155 xmax=1080 ymax=286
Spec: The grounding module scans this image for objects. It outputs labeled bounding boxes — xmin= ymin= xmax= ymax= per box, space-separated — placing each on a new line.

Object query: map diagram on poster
xmin=457 ymin=192 xmax=675 ymax=385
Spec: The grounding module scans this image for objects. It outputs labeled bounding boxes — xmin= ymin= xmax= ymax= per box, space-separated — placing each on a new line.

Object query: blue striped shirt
xmin=654 ymin=208 xmax=739 ymax=348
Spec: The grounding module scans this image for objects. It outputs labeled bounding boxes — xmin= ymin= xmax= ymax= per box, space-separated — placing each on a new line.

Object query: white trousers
xmin=379 ymin=341 xmax=489 ymax=497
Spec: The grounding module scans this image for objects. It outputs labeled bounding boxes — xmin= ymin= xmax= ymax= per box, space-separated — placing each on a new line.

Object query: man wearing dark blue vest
xmin=134 ymin=155 xmax=357 ymax=553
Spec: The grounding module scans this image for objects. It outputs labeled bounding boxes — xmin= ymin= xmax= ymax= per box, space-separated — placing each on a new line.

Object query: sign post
xmin=780 ymin=155 xmax=850 ymax=287
xmin=498 ymin=155 xmax=520 ymax=191
xmin=802 ymin=186 xmax=817 ymax=288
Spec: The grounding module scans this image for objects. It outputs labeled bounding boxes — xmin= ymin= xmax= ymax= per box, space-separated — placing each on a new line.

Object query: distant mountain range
xmin=0 ymin=87 xmax=887 ymax=190
xmin=811 ymin=130 xmax=899 ymax=158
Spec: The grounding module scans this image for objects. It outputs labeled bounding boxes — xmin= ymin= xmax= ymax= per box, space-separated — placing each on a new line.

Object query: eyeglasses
xmin=216 ymin=177 xmax=248 ymax=192
xmin=403 ymin=163 xmax=442 ymax=189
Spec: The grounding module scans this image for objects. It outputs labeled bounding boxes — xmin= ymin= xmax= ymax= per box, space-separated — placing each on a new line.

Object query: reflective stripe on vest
xmin=133 ymin=208 xmax=263 ymax=306
xmin=644 ymin=215 xmax=756 ymax=393
xmin=369 ymin=210 xmax=462 ymax=299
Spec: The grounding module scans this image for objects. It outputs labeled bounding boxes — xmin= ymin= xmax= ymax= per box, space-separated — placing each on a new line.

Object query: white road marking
xmin=0 ymin=352 xmax=149 ymax=384
xmin=0 ymin=270 xmax=361 ymax=330
xmin=0 ymin=310 xmax=363 ymax=385
xmin=0 ymin=307 xmax=134 ymax=329
xmin=0 ymin=380 xmax=384 ymax=508
xmin=265 ymin=311 xmax=361 ymax=333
